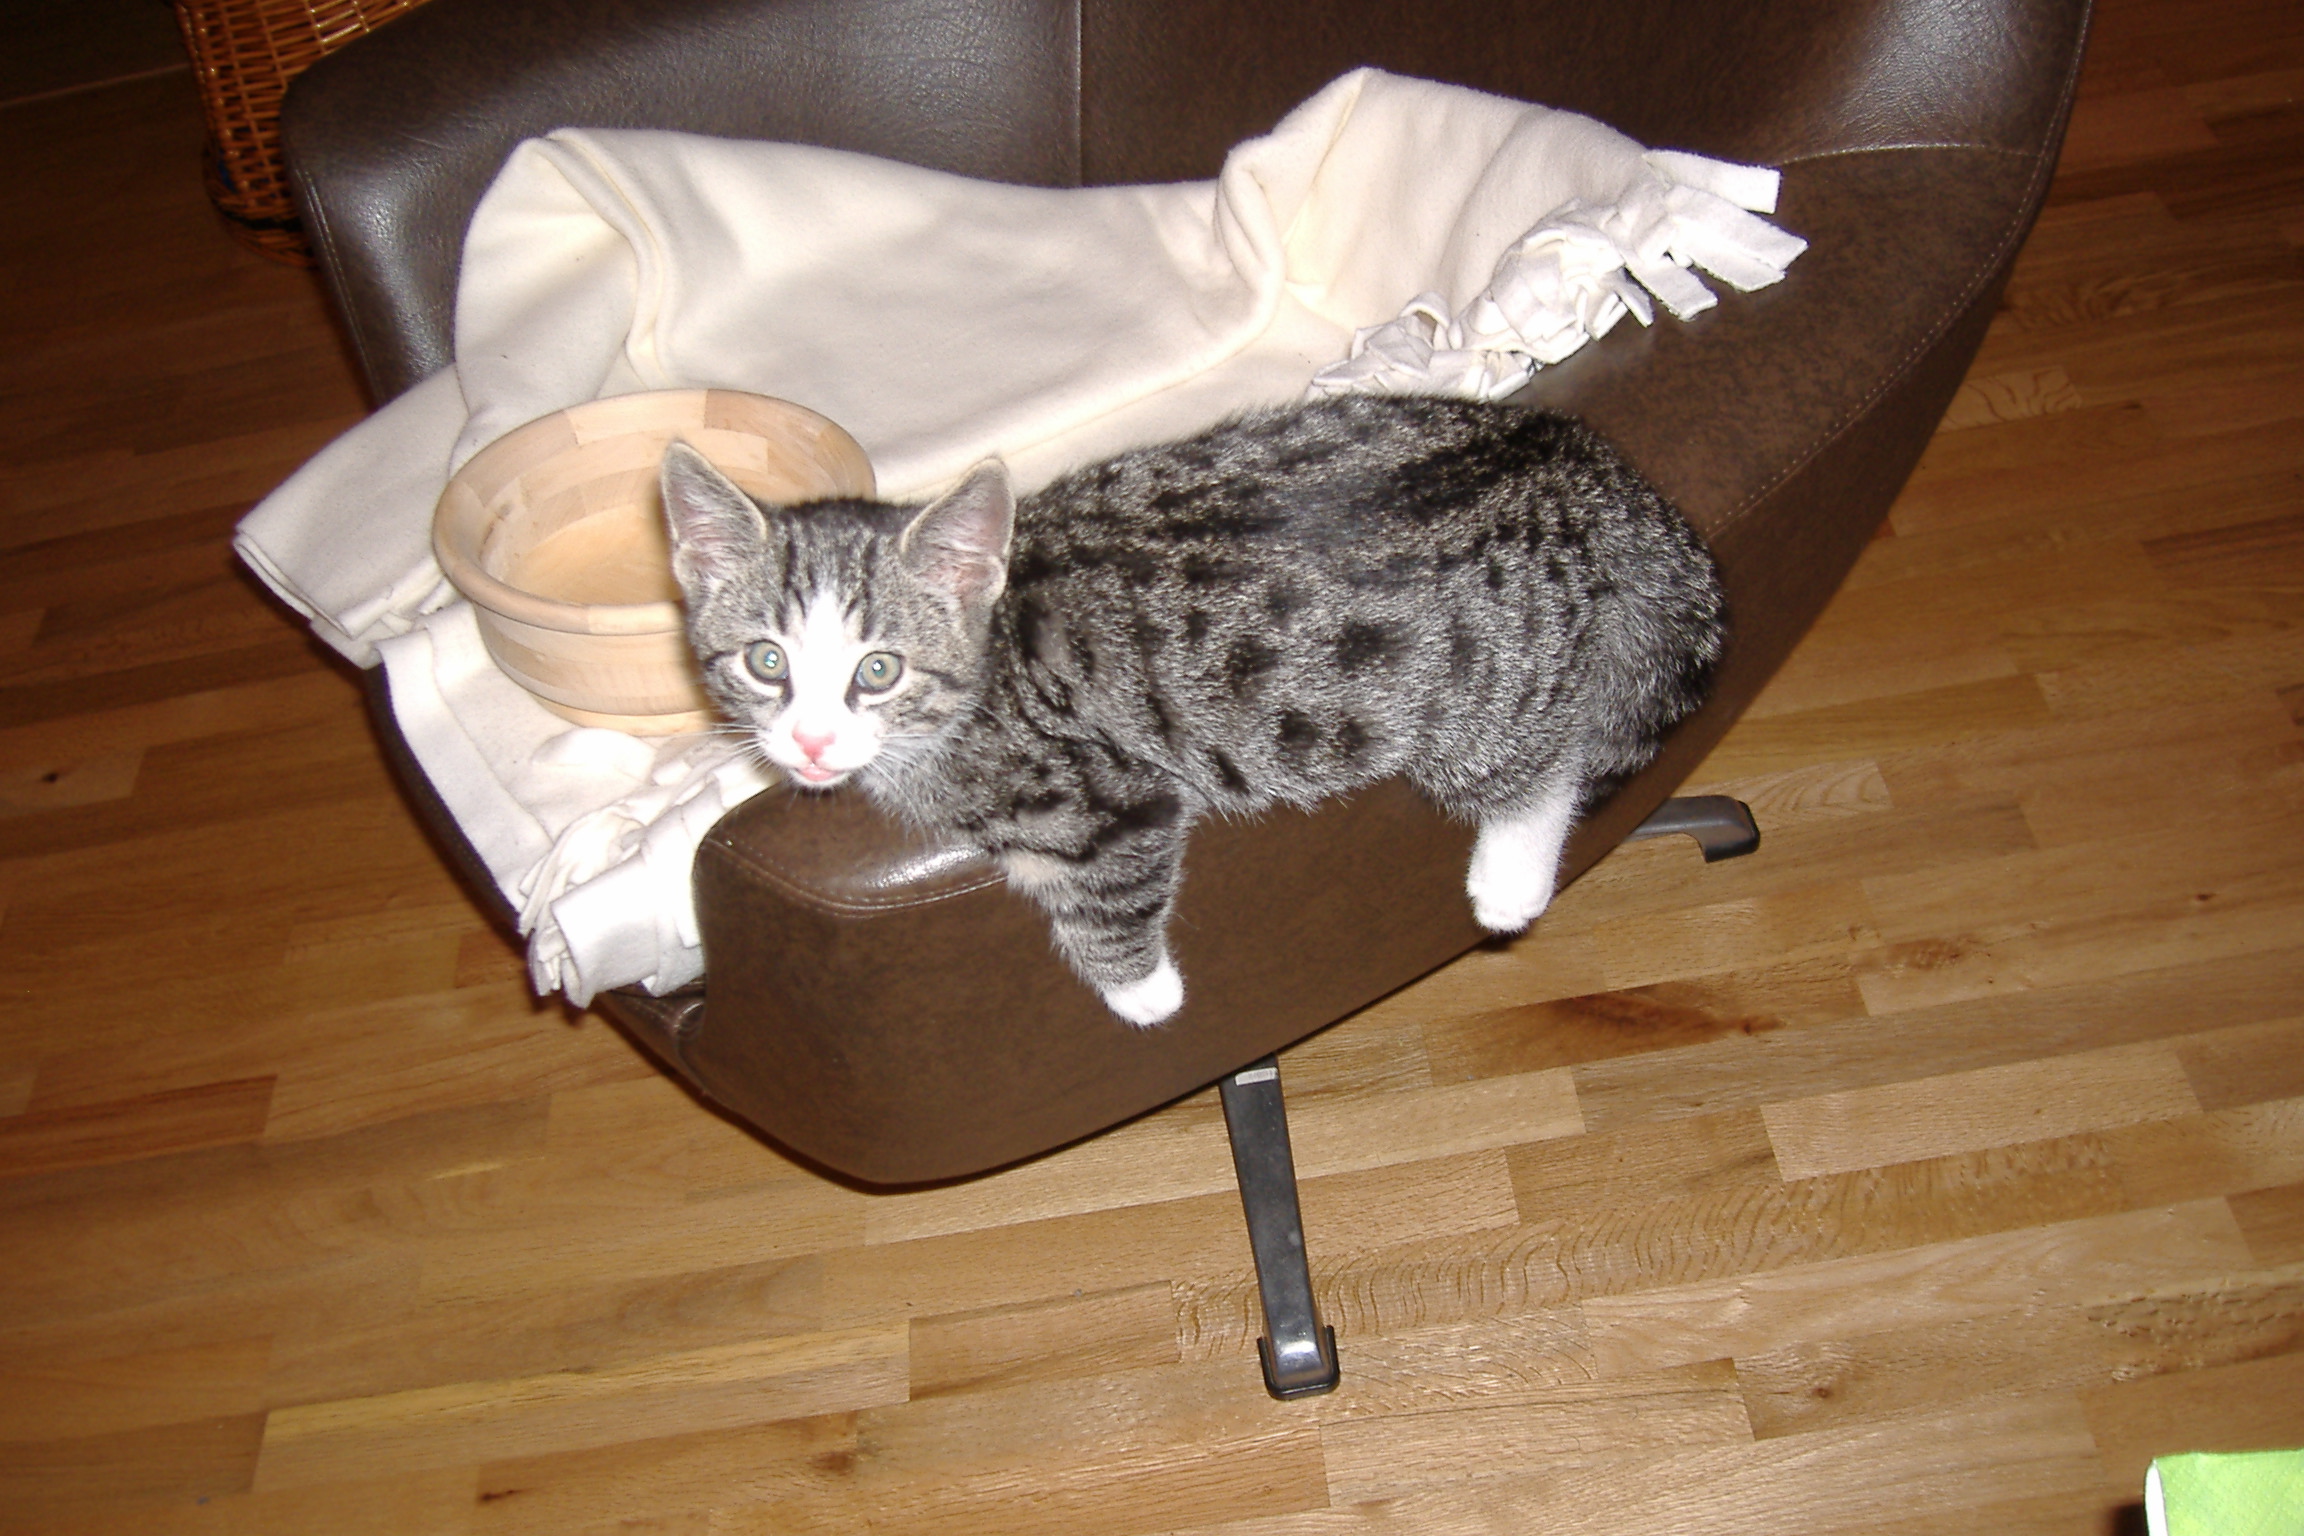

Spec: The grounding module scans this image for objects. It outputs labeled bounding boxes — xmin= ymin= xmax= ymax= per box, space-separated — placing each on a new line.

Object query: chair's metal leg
xmin=1626 ymin=794 xmax=1761 ymax=862
xmin=1204 ymin=800 xmax=1750 ymax=1399
xmin=1218 ymin=1055 xmax=1340 ymax=1400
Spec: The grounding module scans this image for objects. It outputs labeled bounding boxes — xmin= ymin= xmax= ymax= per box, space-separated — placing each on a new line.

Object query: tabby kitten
xmin=661 ymin=394 xmax=1725 ymax=1025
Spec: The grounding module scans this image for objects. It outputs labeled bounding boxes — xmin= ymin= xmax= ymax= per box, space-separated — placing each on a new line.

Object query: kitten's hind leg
xmin=1466 ymin=771 xmax=1583 ymax=933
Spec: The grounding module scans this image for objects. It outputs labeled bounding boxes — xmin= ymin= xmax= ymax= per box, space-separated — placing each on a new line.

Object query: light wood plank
xmin=1581 ymin=1200 xmax=2255 ymax=1375
xmin=1288 ymin=1307 xmax=1599 ymax=1416
xmin=461 ymin=1415 xmax=853 ymax=1534
xmin=1736 ymin=1265 xmax=2304 ymax=1439
xmin=251 ymin=1324 xmax=909 ymax=1491
xmin=0 ymin=1076 xmax=276 ymax=1178
xmin=2101 ymin=1097 xmax=2304 ymax=1207
xmin=1571 ymin=946 xmax=2304 ymax=1134
xmin=1760 ymin=1041 xmax=2202 ymax=1180
xmin=2234 ymin=1182 xmax=2304 ymax=1266
xmin=1156 ymin=1396 xmax=2105 ymax=1536
xmin=0 ymin=1335 xmax=272 ymax=1441
xmin=1319 ymin=1360 xmax=1752 ymax=1502
xmin=2174 ymin=1014 xmax=2304 ymax=1111
xmin=909 ymin=1282 xmax=1180 ymax=1397
xmin=2080 ymin=1347 xmax=2304 ymax=1492
xmin=822 ymin=1148 xmax=1521 ymax=1330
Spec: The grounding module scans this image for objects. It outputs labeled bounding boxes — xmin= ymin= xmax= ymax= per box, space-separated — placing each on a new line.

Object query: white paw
xmin=1100 ymin=955 xmax=1184 ymax=1026
xmin=1467 ymin=859 xmax=1556 ymax=934
xmin=1468 ymin=789 xmax=1576 ymax=934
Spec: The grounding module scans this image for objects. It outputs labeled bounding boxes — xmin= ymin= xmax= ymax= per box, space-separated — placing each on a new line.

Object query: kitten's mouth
xmin=791 ymin=763 xmax=848 ymax=787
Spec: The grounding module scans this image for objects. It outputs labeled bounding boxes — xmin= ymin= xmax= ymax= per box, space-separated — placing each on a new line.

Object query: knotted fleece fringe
xmin=1309 ymin=151 xmax=1805 ymax=400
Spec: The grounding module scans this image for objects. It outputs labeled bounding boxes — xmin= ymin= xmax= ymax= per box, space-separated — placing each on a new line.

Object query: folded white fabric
xmin=234 ymin=67 xmax=1803 ymax=1005
xmin=369 ymin=603 xmax=773 ymax=1000
xmin=236 ymin=369 xmax=468 ymax=664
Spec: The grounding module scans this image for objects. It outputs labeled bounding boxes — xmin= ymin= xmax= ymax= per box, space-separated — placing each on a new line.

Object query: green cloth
xmin=2148 ymin=1449 xmax=2304 ymax=1536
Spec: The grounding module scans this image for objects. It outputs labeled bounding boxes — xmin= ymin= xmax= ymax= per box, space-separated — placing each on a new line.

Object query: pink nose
xmin=791 ymin=728 xmax=836 ymax=762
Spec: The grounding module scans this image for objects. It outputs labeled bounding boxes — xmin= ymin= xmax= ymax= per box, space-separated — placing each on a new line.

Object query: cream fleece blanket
xmin=235 ymin=69 xmax=1803 ymax=1005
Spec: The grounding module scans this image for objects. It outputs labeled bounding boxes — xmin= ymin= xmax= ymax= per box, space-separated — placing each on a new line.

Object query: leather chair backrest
xmin=286 ymin=0 xmax=1085 ymax=399
xmin=286 ymin=0 xmax=2080 ymax=403
xmin=1079 ymin=0 xmax=2079 ymax=182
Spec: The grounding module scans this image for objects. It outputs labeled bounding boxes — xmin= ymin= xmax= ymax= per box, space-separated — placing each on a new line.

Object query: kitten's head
xmin=659 ymin=442 xmax=1013 ymax=790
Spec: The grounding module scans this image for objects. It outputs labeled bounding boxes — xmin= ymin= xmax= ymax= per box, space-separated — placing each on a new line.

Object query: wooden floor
xmin=5 ymin=2 xmax=2302 ymax=1531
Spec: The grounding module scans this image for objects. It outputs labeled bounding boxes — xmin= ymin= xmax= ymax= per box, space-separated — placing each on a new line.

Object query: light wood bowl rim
xmin=431 ymin=389 xmax=875 ymax=637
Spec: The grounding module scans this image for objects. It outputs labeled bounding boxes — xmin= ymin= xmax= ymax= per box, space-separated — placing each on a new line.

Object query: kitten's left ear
xmin=900 ymin=460 xmax=1014 ymax=610
xmin=660 ymin=440 xmax=768 ymax=593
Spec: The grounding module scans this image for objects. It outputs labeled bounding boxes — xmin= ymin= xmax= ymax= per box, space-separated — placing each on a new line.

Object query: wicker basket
xmin=171 ymin=0 xmax=434 ymax=263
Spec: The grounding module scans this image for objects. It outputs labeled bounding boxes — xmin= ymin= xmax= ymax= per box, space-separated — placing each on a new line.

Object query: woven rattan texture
xmin=171 ymin=0 xmax=432 ymax=262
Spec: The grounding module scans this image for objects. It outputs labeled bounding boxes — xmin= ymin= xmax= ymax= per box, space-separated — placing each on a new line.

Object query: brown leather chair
xmin=283 ymin=0 xmax=2088 ymax=1394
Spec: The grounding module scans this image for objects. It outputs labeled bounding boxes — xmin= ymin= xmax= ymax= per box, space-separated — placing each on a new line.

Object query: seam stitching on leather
xmin=1713 ymin=23 xmax=2089 ymax=536
xmin=704 ymin=831 xmax=1006 ymax=916
xmin=288 ymin=159 xmax=373 ymax=390
xmin=1723 ymin=126 xmax=2082 ymax=538
xmin=1066 ymin=0 xmax=1085 ymax=185
xmin=1783 ymin=140 xmax=2035 ymax=165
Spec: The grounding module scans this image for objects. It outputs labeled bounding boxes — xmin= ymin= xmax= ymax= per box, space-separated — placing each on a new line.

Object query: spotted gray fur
xmin=662 ymin=394 xmax=1726 ymax=1025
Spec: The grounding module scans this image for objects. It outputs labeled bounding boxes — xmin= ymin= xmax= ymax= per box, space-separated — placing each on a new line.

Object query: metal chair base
xmin=1211 ymin=796 xmax=1758 ymax=1398
xmin=1218 ymin=1056 xmax=1341 ymax=1399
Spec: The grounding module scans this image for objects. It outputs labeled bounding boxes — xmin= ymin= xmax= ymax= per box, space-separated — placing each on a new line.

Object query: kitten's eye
xmin=743 ymin=642 xmax=789 ymax=684
xmin=853 ymin=651 xmax=904 ymax=693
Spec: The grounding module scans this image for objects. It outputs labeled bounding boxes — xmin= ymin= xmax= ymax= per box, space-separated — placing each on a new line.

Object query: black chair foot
xmin=1259 ymin=1325 xmax=1339 ymax=1400
xmin=1219 ymin=1056 xmax=1341 ymax=1400
xmin=1627 ymin=794 xmax=1761 ymax=862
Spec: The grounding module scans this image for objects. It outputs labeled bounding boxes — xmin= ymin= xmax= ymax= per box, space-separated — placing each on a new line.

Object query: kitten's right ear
xmin=659 ymin=441 xmax=768 ymax=593
xmin=900 ymin=460 xmax=1014 ymax=610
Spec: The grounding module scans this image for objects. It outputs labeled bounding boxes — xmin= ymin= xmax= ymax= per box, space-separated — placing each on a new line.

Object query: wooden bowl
xmin=433 ymin=390 xmax=875 ymax=734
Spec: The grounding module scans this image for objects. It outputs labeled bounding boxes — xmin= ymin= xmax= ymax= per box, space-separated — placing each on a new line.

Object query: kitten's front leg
xmin=1001 ymin=821 xmax=1190 ymax=1026
xmin=1097 ymin=953 xmax=1186 ymax=1028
